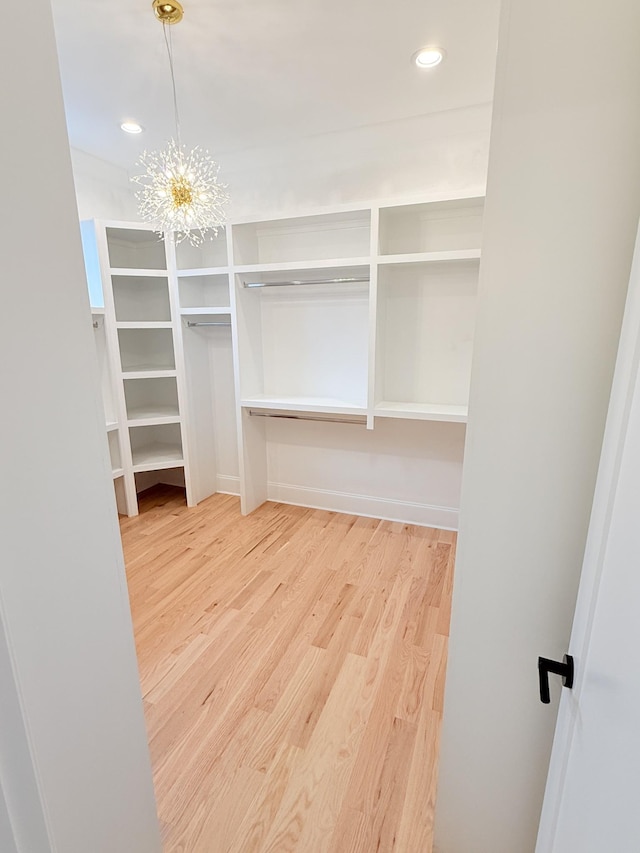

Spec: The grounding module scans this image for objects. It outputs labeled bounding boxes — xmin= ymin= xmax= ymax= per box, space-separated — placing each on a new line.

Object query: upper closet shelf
xmin=121 ymin=367 xmax=178 ymax=379
xmin=241 ymin=395 xmax=367 ymax=416
xmin=179 ymin=307 xmax=231 ymax=316
xmin=130 ymin=443 xmax=184 ymax=472
xmin=127 ymin=407 xmax=181 ymax=427
xmin=109 ymin=268 xmax=168 ymax=277
xmin=235 ymin=258 xmax=370 ymax=275
xmin=377 ymin=249 xmax=481 ymax=265
xmin=177 ymin=266 xmax=230 ymax=278
xmin=116 ymin=321 xmax=173 ymax=329
xmin=375 ymin=401 xmax=468 ymax=423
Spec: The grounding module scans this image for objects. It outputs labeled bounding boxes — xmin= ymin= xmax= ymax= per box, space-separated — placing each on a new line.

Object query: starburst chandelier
xmin=132 ymin=0 xmax=230 ymax=246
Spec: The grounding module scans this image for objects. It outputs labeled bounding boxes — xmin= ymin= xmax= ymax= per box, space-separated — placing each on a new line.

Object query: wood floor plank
xmin=121 ymin=485 xmax=456 ymax=853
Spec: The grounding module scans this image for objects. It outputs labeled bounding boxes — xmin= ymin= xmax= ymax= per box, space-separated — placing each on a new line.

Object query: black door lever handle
xmin=538 ymin=654 xmax=574 ymax=704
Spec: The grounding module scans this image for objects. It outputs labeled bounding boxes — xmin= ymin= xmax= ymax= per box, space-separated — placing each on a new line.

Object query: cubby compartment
xmin=107 ymin=429 xmax=122 ymax=474
xmin=124 ymin=377 xmax=180 ymax=423
xmin=232 ymin=210 xmax=371 ymax=266
xmin=182 ymin=317 xmax=239 ymax=502
xmin=178 ymin=274 xmax=230 ymax=310
xmin=106 ymin=227 xmax=166 ymax=270
xmin=92 ymin=314 xmax=116 ymax=425
xmin=175 ymin=229 xmax=228 ymax=270
xmin=112 ymin=275 xmax=171 ymax=323
xmin=134 ymin=468 xmax=186 ymax=495
xmin=375 ymin=261 xmax=478 ymax=420
xmin=237 ymin=272 xmax=369 ymax=413
xmin=378 ymin=198 xmax=484 ymax=256
xmin=118 ymin=328 xmax=176 ymax=374
xmin=129 ymin=423 xmax=184 ymax=472
xmin=113 ymin=475 xmax=128 ymax=515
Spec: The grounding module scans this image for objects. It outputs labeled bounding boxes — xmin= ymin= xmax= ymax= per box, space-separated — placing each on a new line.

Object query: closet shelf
xmin=131 ymin=442 xmax=184 ymax=473
xmin=106 ymin=420 xmax=119 ymax=432
xmin=116 ymin=321 xmax=173 ymax=329
xmin=179 ymin=307 xmax=231 ymax=315
xmin=234 ymin=258 xmax=370 ymax=275
xmin=121 ymin=367 xmax=177 ymax=379
xmin=109 ymin=268 xmax=168 ymax=278
xmin=177 ymin=266 xmax=230 ymax=277
xmin=241 ymin=395 xmax=367 ymax=416
xmin=127 ymin=405 xmax=181 ymax=427
xmin=91 ymin=306 xmax=106 ymax=315
xmin=377 ymin=249 xmax=481 ymax=265
xmin=375 ymin=401 xmax=468 ymax=423
xmin=111 ymin=467 xmax=125 ymax=479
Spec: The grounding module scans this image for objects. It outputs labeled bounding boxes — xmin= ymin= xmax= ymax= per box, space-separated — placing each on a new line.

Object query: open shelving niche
xmin=82 ymin=192 xmax=483 ymax=527
xmin=83 ymin=221 xmax=192 ymax=516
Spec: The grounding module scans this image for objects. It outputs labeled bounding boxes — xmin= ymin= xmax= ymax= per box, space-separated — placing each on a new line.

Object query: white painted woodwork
xmin=240 ymin=283 xmax=369 ymax=407
xmin=537 ymin=226 xmax=640 ymax=851
xmin=435 ymin=1 xmax=640 ymax=850
xmin=83 ymin=221 xmax=196 ymax=515
xmin=84 ymin=193 xmax=482 ymax=527
xmin=175 ymin=231 xmax=228 ymax=270
xmin=118 ymin=328 xmax=177 ymax=373
xmin=124 ymin=377 xmax=181 ymax=426
xmin=112 ymin=276 xmax=171 ymax=323
xmin=129 ymin=423 xmax=185 ymax=472
xmin=91 ymin=312 xmax=116 ymax=425
xmin=181 ymin=315 xmax=238 ymax=503
xmin=178 ymin=274 xmax=231 ymax=309
xmin=1 ymin=2 xmax=161 ymax=849
xmin=232 ymin=210 xmax=371 ymax=265
xmin=375 ymin=260 xmax=478 ymax=411
xmin=105 ymin=227 xmax=166 ymax=270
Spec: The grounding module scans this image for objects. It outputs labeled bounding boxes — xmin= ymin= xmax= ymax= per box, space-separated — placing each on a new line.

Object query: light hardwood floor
xmin=121 ymin=485 xmax=455 ymax=853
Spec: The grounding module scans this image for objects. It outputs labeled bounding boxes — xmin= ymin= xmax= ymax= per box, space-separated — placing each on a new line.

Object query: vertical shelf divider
xmin=165 ymin=232 xmax=195 ymax=507
xmin=229 ymin=224 xmax=269 ymax=515
xmin=94 ymin=220 xmax=138 ymax=516
xmin=367 ymin=205 xmax=379 ymax=430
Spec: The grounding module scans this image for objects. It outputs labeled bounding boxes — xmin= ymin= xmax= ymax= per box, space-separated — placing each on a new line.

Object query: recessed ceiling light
xmin=121 ymin=121 xmax=144 ymax=134
xmin=413 ymin=46 xmax=445 ymax=68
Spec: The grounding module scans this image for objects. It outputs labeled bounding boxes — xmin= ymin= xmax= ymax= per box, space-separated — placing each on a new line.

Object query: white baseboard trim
xmin=266 ymin=481 xmax=458 ymax=530
xmin=216 ymin=474 xmax=241 ymax=496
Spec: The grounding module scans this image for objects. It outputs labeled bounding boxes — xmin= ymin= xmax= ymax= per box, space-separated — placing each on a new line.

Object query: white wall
xmin=0 ymin=780 xmax=17 ymax=853
xmin=265 ymin=418 xmax=466 ymax=528
xmin=70 ymin=147 xmax=138 ymax=221
xmin=221 ymin=103 xmax=491 ymax=220
xmin=70 ymin=104 xmax=491 ymax=222
xmin=0 ymin=622 xmax=49 ymax=850
xmin=0 ymin=2 xmax=160 ymax=851
xmin=435 ymin=1 xmax=640 ymax=851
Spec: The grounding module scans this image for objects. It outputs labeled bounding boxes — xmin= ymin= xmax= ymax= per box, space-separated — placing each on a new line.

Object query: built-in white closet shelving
xmin=82 ymin=191 xmax=483 ymax=527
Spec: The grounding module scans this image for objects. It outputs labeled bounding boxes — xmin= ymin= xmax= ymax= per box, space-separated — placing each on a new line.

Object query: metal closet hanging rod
xmin=247 ymin=410 xmax=366 ymax=425
xmin=243 ymin=276 xmax=370 ymax=289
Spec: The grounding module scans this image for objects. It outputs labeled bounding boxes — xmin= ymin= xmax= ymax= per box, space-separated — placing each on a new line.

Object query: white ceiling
xmin=51 ymin=0 xmax=500 ymax=171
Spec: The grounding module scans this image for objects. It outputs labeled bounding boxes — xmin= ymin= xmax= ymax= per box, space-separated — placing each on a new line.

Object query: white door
xmin=536 ymin=222 xmax=640 ymax=852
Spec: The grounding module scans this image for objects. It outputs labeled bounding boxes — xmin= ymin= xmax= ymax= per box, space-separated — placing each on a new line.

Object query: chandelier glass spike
xmin=132 ymin=0 xmax=229 ymax=246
